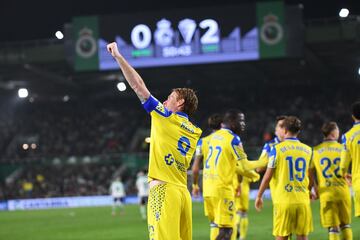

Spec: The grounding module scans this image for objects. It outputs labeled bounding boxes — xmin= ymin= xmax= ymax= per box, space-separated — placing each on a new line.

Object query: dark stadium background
xmin=1 ymin=0 xmax=359 ymax=42
xmin=0 ymin=1 xmax=360 ymax=239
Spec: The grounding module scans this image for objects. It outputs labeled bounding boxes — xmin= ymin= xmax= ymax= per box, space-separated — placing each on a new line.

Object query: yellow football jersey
xmin=341 ymin=122 xmax=360 ymax=191
xmin=312 ymin=141 xmax=349 ymax=202
xmin=143 ymin=96 xmax=202 ymax=187
xmin=195 ymin=134 xmax=214 ymax=197
xmin=258 ymin=137 xmax=281 ymax=199
xmin=195 ymin=135 xmax=211 ymax=159
xmin=206 ymin=128 xmax=247 ymax=198
xmin=268 ymin=138 xmax=312 ymax=204
xmin=258 ymin=137 xmax=281 ymax=167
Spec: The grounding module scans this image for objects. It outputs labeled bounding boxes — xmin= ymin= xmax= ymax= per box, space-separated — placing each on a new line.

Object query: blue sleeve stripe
xmin=143 ymin=95 xmax=171 ymax=117
xmin=268 ymin=147 xmax=277 ymax=168
xmin=142 ymin=96 xmax=158 ymax=113
xmin=231 ymin=135 xmax=242 ymax=159
xmin=231 ymin=135 xmax=241 ymax=146
xmin=263 ymin=143 xmax=271 ymax=153
xmin=269 ymin=147 xmax=276 ymax=158
xmin=341 ymin=134 xmax=347 ymax=144
xmin=197 ymin=138 xmax=203 ymax=147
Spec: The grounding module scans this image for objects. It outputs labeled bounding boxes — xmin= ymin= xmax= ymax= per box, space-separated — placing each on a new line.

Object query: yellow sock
xmin=329 ymin=228 xmax=340 ymax=240
xmin=341 ymin=226 xmax=353 ymax=240
xmin=239 ymin=213 xmax=248 ymax=240
xmin=210 ymin=223 xmax=218 ymax=240
xmin=329 ymin=233 xmax=340 ymax=240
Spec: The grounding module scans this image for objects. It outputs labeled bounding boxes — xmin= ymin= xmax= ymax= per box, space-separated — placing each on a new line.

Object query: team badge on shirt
xmin=155 ymin=103 xmax=166 ymax=114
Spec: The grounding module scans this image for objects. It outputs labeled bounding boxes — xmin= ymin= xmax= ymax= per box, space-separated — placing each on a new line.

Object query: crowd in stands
xmin=0 ymin=101 xmax=143 ymax=163
xmin=0 ymin=163 xmax=139 ymax=200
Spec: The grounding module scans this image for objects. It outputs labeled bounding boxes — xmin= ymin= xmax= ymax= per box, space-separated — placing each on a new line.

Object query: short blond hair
xmin=173 ymin=88 xmax=198 ymax=117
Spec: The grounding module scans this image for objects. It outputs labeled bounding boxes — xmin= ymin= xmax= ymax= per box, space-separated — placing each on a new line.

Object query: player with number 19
xmin=255 ymin=116 xmax=314 ymax=240
xmin=107 ymin=42 xmax=202 ymax=240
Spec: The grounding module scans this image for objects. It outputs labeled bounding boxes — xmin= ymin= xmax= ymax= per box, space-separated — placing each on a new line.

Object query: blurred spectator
xmin=1 ymin=163 xmax=133 ymax=200
xmin=22 ymin=180 xmax=33 ymax=198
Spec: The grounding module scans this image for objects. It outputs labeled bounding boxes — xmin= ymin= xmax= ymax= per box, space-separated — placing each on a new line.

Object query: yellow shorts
xmin=354 ymin=190 xmax=360 ymax=217
xmin=214 ymin=196 xmax=236 ymax=228
xmin=204 ymin=196 xmax=215 ymax=222
xmin=320 ymin=199 xmax=351 ymax=227
xmin=273 ymin=203 xmax=313 ymax=237
xmin=148 ymin=183 xmax=191 ymax=240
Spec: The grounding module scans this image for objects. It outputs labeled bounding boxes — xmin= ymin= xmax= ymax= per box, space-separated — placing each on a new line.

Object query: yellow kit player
xmin=255 ymin=116 xmax=314 ymax=240
xmin=107 ymin=42 xmax=202 ymax=240
xmin=341 ymin=101 xmax=360 ymax=218
xmin=235 ymin=116 xmax=286 ymax=240
xmin=192 ymin=114 xmax=222 ymax=236
xmin=208 ymin=109 xmax=261 ymax=240
xmin=257 ymin=116 xmax=287 ymax=171
xmin=311 ymin=122 xmax=352 ymax=240
xmin=234 ymin=174 xmax=259 ymax=240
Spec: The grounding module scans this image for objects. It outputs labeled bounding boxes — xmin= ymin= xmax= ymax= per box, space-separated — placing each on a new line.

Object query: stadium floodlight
xmin=339 ymin=8 xmax=349 ymax=18
xmin=18 ymin=88 xmax=29 ymax=98
xmin=358 ymin=67 xmax=360 ymax=76
xmin=55 ymin=31 xmax=64 ymax=40
xmin=63 ymin=95 xmax=70 ymax=102
xmin=22 ymin=144 xmax=29 ymax=150
xmin=31 ymin=143 xmax=37 ymax=149
xmin=117 ymin=82 xmax=127 ymax=92
xmin=145 ymin=137 xmax=151 ymax=143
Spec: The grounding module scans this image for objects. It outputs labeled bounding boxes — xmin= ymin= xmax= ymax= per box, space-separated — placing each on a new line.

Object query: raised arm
xmin=107 ymin=42 xmax=151 ymax=102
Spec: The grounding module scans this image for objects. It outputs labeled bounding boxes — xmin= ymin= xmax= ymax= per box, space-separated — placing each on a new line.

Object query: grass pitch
xmin=1 ymin=200 xmax=359 ymax=240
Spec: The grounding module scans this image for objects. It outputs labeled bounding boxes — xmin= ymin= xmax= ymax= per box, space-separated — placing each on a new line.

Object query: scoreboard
xmin=72 ymin=2 xmax=302 ymax=71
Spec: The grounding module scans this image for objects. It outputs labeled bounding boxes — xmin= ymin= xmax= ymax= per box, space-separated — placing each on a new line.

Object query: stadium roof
xmin=1 ymin=0 xmax=359 ymax=43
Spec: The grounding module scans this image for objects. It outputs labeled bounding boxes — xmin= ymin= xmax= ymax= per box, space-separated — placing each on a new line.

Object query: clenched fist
xmin=107 ymin=42 xmax=121 ymax=58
